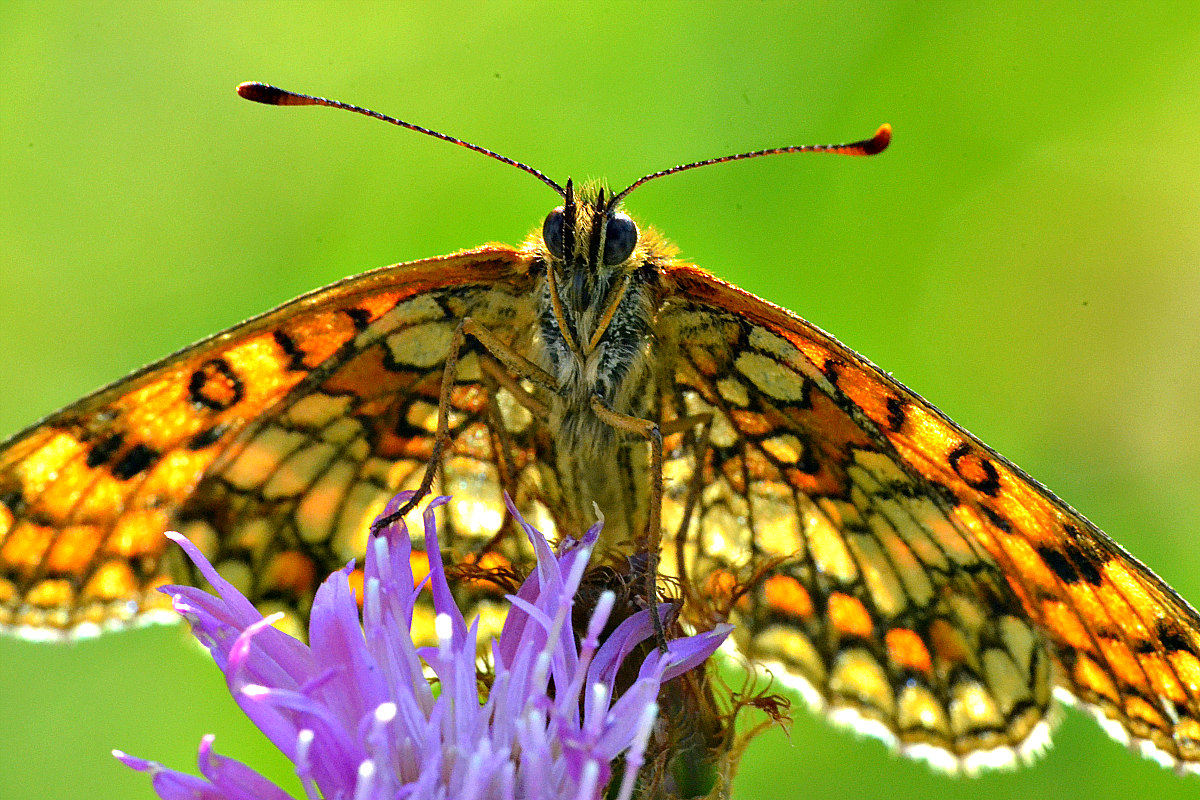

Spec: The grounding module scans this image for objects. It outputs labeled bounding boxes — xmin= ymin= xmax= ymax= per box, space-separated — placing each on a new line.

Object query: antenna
xmin=237 ymin=82 xmax=566 ymax=198
xmin=238 ymin=82 xmax=890 ymax=211
xmin=609 ymin=124 xmax=891 ymax=208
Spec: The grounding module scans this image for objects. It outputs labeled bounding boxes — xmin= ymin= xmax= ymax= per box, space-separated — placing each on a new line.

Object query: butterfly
xmin=2 ymin=82 xmax=1199 ymax=778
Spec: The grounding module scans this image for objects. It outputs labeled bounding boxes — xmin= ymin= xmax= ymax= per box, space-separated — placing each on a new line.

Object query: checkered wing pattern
xmin=0 ymin=247 xmax=551 ymax=640
xmin=655 ymin=263 xmax=1200 ymax=773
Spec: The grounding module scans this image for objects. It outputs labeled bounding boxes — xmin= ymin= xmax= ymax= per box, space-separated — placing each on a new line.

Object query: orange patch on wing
xmin=781 ymin=466 xmax=825 ymax=496
xmin=1 ymin=522 xmax=53 ymax=570
xmin=123 ymin=403 xmax=195 ymax=449
xmin=1041 ymin=599 xmax=1094 ymax=651
xmin=1170 ymin=650 xmax=1200 ymax=695
xmin=26 ymin=578 xmax=73 ymax=610
xmin=840 ymin=377 xmax=895 ymax=427
xmin=449 ymin=384 xmax=488 ymax=414
xmin=279 ymin=311 xmax=360 ymax=367
xmin=1101 ymin=560 xmax=1160 ymax=621
xmin=741 ymin=447 xmax=778 ymax=482
xmin=107 ymin=510 xmax=169 ymax=558
xmin=73 ymin=473 xmax=124 ymax=520
xmin=83 ymin=560 xmax=137 ymax=601
xmin=143 ymin=451 xmax=216 ymax=499
xmin=352 ymin=292 xmax=405 ymax=323
xmin=1073 ymin=654 xmax=1120 ymax=703
xmin=46 ymin=525 xmax=102 ymax=574
xmin=885 ymin=627 xmax=933 ymax=674
xmin=1094 ymin=581 xmax=1150 ymax=639
xmin=224 ymin=338 xmax=303 ymax=401
xmin=704 ymin=568 xmax=738 ymax=606
xmin=797 ymin=391 xmax=874 ymax=452
xmin=686 ymin=345 xmax=720 ymax=377
xmin=322 ymin=344 xmax=412 ymax=400
xmin=997 ymin=480 xmax=1059 ymax=541
xmin=788 ymin=337 xmax=831 ymax=373
xmin=816 ymin=498 xmax=847 ymax=528
xmin=1141 ymin=654 xmax=1187 ymax=704
xmin=265 ymin=550 xmax=318 ymax=598
xmin=1124 ymin=695 xmax=1165 ymax=729
xmin=928 ymin=618 xmax=971 ymax=665
xmin=729 ymin=409 xmax=772 ymax=437
xmin=720 ymin=456 xmax=749 ymax=493
xmin=1063 ymin=582 xmax=1116 ymax=633
xmin=892 ymin=404 xmax=963 ymax=460
xmin=33 ymin=460 xmax=88 ymax=521
xmin=948 ymin=504 xmax=1002 ymax=558
xmin=950 ymin=449 xmax=996 ymax=490
xmin=763 ymin=574 xmax=813 ymax=619
xmin=1098 ymin=638 xmax=1143 ymax=688
xmin=994 ymin=533 xmax=1058 ymax=592
xmin=827 ymin=592 xmax=872 ymax=639
xmin=15 ymin=432 xmax=85 ymax=497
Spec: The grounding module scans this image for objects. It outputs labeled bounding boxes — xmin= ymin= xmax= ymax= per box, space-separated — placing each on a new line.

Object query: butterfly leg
xmin=589 ymin=396 xmax=669 ymax=644
xmin=373 ymin=316 xmax=557 ymax=531
xmin=479 ymin=355 xmax=550 ymax=419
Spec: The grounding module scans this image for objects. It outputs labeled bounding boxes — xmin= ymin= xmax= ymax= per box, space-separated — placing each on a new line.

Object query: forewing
xmin=658 ymin=265 xmax=1128 ymax=772
xmin=0 ymin=247 xmax=552 ymax=639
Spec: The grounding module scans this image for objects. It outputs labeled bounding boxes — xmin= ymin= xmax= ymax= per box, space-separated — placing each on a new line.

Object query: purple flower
xmin=116 ymin=492 xmax=732 ymax=800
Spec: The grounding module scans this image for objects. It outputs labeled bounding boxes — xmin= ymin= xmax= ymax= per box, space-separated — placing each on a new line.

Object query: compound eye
xmin=602 ymin=212 xmax=638 ymax=265
xmin=542 ymin=207 xmax=565 ymax=257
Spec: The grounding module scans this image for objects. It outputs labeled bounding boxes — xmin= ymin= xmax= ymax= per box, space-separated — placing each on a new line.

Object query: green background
xmin=3 ymin=3 xmax=1200 ymax=798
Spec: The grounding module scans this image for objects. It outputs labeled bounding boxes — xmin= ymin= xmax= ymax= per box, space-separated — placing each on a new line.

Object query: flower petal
xmin=308 ymin=564 xmax=388 ymax=730
xmin=196 ymin=735 xmax=295 ymax=800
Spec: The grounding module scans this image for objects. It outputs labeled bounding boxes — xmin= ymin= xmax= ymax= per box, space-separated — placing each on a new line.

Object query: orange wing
xmin=0 ymin=246 xmax=555 ymax=639
xmin=655 ymin=263 xmax=1200 ymax=773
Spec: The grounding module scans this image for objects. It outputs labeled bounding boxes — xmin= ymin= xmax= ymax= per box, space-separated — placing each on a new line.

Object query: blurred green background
xmin=3 ymin=3 xmax=1200 ymax=798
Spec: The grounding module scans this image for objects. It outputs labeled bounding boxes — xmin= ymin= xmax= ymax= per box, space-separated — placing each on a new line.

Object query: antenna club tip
xmin=863 ymin=124 xmax=892 ymax=155
xmin=237 ymin=82 xmax=280 ymax=103
xmin=237 ymin=82 xmax=309 ymax=106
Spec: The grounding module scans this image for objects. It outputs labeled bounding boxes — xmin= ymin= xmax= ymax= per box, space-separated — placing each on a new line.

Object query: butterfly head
xmin=536 ymin=180 xmax=664 ymax=322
